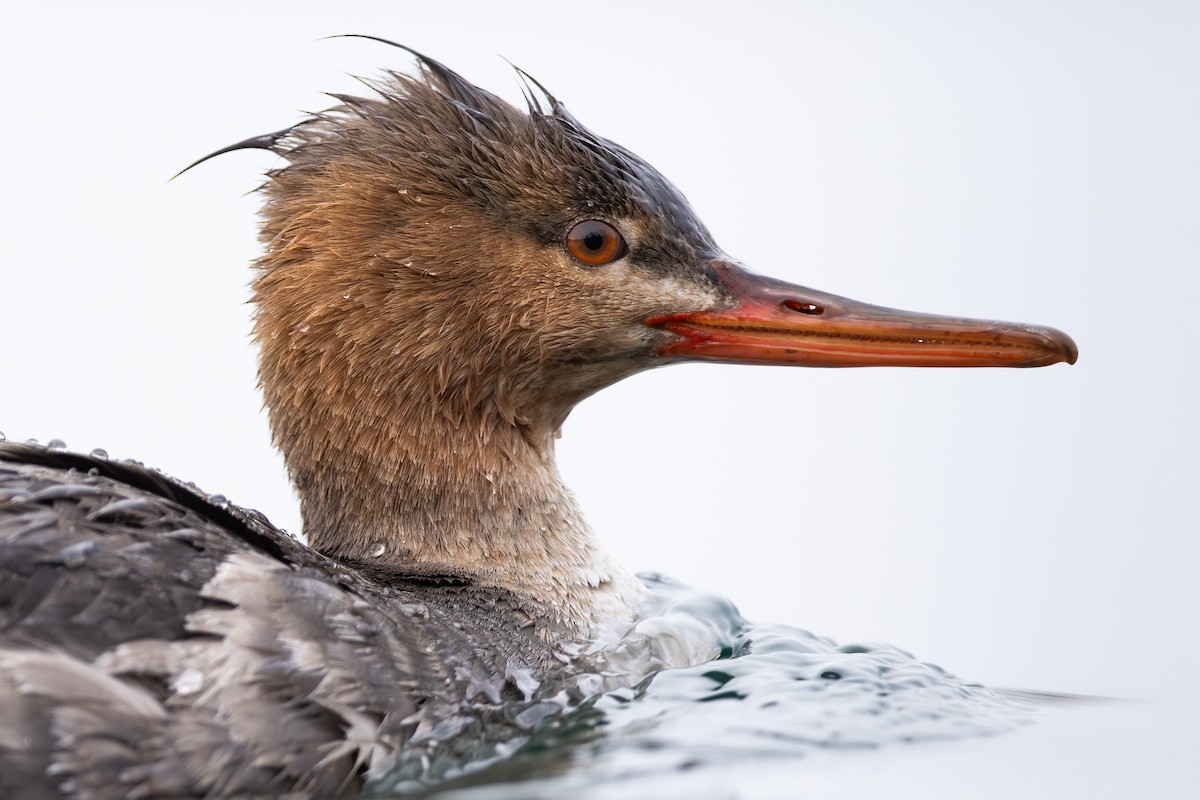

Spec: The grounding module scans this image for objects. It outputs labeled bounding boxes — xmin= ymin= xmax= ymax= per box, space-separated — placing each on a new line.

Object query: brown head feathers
xmin=201 ymin=40 xmax=730 ymax=632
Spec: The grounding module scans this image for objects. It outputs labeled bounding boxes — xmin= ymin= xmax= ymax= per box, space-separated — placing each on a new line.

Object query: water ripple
xmin=374 ymin=574 xmax=1031 ymax=798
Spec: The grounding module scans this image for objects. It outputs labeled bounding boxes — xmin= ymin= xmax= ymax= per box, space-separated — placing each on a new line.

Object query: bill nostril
xmin=783 ymin=299 xmax=824 ymax=315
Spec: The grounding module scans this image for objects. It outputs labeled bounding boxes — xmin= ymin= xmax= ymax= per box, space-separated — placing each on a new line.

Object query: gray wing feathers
xmin=0 ymin=457 xmax=441 ymax=798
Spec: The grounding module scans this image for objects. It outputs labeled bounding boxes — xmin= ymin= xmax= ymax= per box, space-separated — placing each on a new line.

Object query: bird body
xmin=0 ymin=444 xmax=564 ymax=797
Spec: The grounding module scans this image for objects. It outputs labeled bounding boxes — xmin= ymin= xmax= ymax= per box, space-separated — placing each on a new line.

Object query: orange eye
xmin=565 ymin=220 xmax=628 ymax=266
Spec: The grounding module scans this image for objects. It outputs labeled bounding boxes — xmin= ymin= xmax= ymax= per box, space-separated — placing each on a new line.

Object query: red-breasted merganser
xmin=0 ymin=41 xmax=1077 ymax=798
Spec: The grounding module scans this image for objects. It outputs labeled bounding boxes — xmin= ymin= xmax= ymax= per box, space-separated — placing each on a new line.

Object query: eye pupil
xmin=566 ymin=219 xmax=628 ymax=266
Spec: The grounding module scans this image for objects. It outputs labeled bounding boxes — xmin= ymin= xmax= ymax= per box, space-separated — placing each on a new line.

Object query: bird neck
xmin=273 ymin=384 xmax=644 ymax=643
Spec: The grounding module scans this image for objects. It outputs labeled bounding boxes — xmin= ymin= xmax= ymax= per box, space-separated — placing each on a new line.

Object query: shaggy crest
xmin=184 ymin=36 xmax=715 ymax=268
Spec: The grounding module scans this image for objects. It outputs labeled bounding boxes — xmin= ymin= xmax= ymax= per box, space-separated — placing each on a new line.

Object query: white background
xmin=3 ymin=1 xmax=1197 ymax=794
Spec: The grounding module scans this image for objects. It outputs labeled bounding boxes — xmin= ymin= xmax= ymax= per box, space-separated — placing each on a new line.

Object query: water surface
xmin=374 ymin=574 xmax=1031 ymax=798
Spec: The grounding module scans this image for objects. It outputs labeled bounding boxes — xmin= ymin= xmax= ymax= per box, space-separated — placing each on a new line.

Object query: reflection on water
xmin=373 ymin=574 xmax=1031 ymax=799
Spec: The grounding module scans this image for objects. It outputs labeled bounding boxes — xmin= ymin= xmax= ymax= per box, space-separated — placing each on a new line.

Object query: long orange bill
xmin=647 ymin=262 xmax=1077 ymax=367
